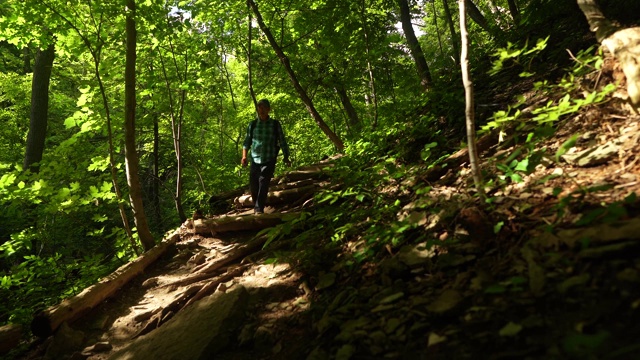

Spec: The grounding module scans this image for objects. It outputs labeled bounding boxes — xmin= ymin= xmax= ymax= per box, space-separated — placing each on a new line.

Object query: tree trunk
xmin=23 ymin=43 xmax=55 ymax=173
xmin=125 ymin=0 xmax=155 ymax=251
xmin=431 ymin=0 xmax=444 ymax=57
xmin=247 ymin=6 xmax=258 ymax=108
xmin=30 ymin=231 xmax=181 ymax=337
xmin=22 ymin=47 xmax=31 ymax=74
xmin=465 ymin=0 xmax=491 ymax=34
xmin=360 ymin=0 xmax=379 ymax=128
xmin=459 ymin=0 xmax=484 ymax=196
xmin=152 ymin=115 xmax=162 ymax=227
xmin=193 ymin=212 xmax=300 ymax=235
xmin=577 ymin=0 xmax=640 ymax=104
xmin=506 ymin=0 xmax=520 ymax=24
xmin=335 ymin=84 xmax=361 ymax=131
xmin=442 ymin=0 xmax=461 ymax=66
xmin=248 ymin=0 xmax=344 ymax=151
xmin=234 ymin=185 xmax=317 ymax=208
xmin=398 ymin=0 xmax=432 ymax=91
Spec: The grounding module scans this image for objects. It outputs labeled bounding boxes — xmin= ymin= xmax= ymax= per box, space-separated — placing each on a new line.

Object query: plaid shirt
xmin=242 ymin=117 xmax=290 ymax=164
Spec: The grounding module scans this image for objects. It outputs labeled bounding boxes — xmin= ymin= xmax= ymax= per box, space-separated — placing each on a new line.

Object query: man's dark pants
xmin=250 ymin=159 xmax=276 ymax=213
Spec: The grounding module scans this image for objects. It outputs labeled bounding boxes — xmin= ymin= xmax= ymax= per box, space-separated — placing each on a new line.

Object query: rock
xmin=427 ymin=289 xmax=462 ymax=314
xmin=141 ymin=277 xmax=159 ymax=288
xmin=562 ymin=142 xmax=620 ymax=167
xmin=188 ymin=250 xmax=207 ymax=266
xmin=133 ymin=307 xmax=161 ymax=323
xmin=45 ymin=322 xmax=86 ymax=359
xmin=82 ymin=341 xmax=112 ymax=354
xmin=397 ymin=242 xmax=435 ymax=268
xmin=108 ymin=286 xmax=250 ymax=360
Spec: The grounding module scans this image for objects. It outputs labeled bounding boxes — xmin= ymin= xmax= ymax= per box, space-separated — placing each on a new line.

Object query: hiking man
xmin=241 ymin=99 xmax=291 ymax=214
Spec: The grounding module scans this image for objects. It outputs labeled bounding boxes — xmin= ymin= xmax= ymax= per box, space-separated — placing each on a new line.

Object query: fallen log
xmin=193 ymin=212 xmax=300 ymax=235
xmin=424 ymin=125 xmax=505 ymax=181
xmin=0 ymin=324 xmax=23 ymax=354
xmin=269 ymin=178 xmax=317 ymax=192
xmin=208 ymin=186 xmax=248 ymax=204
xmin=276 ymin=169 xmax=330 ymax=183
xmin=30 ymin=231 xmax=182 ymax=338
xmin=234 ymin=185 xmax=316 ymax=208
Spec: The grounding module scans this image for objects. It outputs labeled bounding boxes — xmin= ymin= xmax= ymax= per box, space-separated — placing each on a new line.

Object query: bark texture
xmin=24 ymin=43 xmax=55 ymax=173
xmin=193 ymin=212 xmax=300 ymax=235
xmin=398 ymin=0 xmax=432 ymax=91
xmin=125 ymin=0 xmax=155 ymax=251
xmin=459 ymin=0 xmax=483 ymax=194
xmin=0 ymin=324 xmax=23 ymax=355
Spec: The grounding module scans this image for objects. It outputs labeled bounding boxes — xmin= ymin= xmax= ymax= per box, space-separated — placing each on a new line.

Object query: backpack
xmin=250 ymin=119 xmax=281 ymax=157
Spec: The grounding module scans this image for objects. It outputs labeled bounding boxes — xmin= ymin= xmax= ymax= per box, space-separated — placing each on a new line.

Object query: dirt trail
xmin=18 ymin=167 xmax=331 ymax=360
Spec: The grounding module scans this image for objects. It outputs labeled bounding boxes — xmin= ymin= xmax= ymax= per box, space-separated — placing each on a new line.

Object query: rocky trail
xmin=5 ymin=59 xmax=640 ymax=360
xmin=9 ymin=164 xmax=335 ymax=360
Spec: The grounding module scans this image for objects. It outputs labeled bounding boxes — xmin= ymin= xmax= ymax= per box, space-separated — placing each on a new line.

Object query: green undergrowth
xmin=248 ymin=37 xmax=638 ymax=359
xmin=262 ymin=39 xmax=618 ymax=271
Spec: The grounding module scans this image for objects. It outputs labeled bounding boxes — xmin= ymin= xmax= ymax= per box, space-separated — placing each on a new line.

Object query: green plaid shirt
xmin=242 ymin=117 xmax=290 ymax=164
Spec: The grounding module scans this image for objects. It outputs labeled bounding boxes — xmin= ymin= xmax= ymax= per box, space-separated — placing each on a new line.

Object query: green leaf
xmin=499 ymin=322 xmax=523 ymax=337
xmin=64 ymin=117 xmax=77 ymax=128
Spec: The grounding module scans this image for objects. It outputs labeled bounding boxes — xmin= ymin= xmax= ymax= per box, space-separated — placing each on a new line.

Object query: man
xmin=241 ymin=99 xmax=291 ymax=214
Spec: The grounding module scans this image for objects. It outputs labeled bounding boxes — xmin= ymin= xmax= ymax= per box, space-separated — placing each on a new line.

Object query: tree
xmin=458 ymin=0 xmax=483 ymax=195
xmin=23 ymin=42 xmax=55 ymax=173
xmin=247 ymin=0 xmax=345 ymax=151
xmin=442 ymin=0 xmax=461 ymax=66
xmin=125 ymin=0 xmax=155 ymax=251
xmin=397 ymin=0 xmax=432 ymax=92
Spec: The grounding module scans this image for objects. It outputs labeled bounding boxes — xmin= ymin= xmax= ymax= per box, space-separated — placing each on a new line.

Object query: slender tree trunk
xmin=22 ymin=47 xmax=31 ymax=74
xmin=159 ymin=23 xmax=188 ymax=223
xmin=45 ymin=2 xmax=139 ymax=253
xmin=152 ymin=115 xmax=161 ymax=227
xmin=442 ymin=0 xmax=460 ymax=66
xmin=465 ymin=0 xmax=491 ymax=33
xmin=24 ymin=43 xmax=55 ymax=173
xmin=431 ymin=0 xmax=444 ymax=57
xmin=248 ymin=0 xmax=344 ymax=151
xmin=247 ymin=7 xmax=257 ymax=108
xmin=360 ymin=0 xmax=379 ymax=128
xmin=173 ymin=85 xmax=187 ymax=223
xmin=459 ymin=0 xmax=483 ymax=196
xmin=506 ymin=0 xmax=520 ymax=25
xmin=125 ymin=0 xmax=155 ymax=251
xmin=335 ymin=84 xmax=361 ymax=131
xmin=398 ymin=0 xmax=432 ymax=91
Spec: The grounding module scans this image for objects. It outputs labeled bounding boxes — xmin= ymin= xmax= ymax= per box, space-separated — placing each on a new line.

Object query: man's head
xmin=257 ymin=99 xmax=271 ymax=121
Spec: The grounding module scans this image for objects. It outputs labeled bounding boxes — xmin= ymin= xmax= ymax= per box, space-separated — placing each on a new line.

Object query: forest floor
xmin=11 ymin=57 xmax=640 ymax=360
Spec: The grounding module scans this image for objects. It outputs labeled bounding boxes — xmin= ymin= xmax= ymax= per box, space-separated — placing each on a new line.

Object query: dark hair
xmin=257 ymin=99 xmax=270 ymax=108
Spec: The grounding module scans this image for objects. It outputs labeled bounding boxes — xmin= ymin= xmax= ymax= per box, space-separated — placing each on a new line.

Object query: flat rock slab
xmin=108 ymin=285 xmax=249 ymax=360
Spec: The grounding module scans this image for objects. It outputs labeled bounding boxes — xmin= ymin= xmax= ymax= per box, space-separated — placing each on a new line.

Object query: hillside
xmin=7 ymin=45 xmax=640 ymax=359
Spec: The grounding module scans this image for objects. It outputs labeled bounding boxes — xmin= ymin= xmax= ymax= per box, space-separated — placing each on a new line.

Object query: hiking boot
xmin=254 ymin=209 xmax=264 ymax=214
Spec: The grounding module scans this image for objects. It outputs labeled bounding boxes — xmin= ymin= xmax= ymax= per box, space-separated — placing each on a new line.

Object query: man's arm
xmin=241 ymin=148 xmax=249 ymax=167
xmin=276 ymin=121 xmax=291 ymax=166
xmin=241 ymin=121 xmax=254 ymax=167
